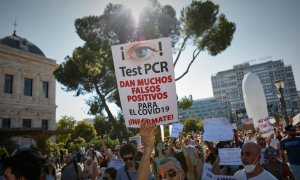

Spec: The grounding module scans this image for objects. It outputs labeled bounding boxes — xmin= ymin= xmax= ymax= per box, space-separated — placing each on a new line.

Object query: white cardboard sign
xmin=170 ymin=123 xmax=183 ymax=138
xmin=218 ymin=148 xmax=242 ymax=165
xmin=203 ymin=118 xmax=234 ymax=142
xmin=111 ymin=37 xmax=178 ymax=127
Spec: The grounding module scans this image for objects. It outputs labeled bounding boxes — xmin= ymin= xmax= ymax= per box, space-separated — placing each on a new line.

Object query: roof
xmin=0 ymin=32 xmax=45 ymax=57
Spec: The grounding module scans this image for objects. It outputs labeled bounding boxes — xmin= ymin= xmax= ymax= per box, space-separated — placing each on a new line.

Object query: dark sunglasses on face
xmin=123 ymin=157 xmax=134 ymax=162
xmin=260 ymin=143 xmax=266 ymax=145
xmin=102 ymin=177 xmax=108 ymax=180
xmin=159 ymin=169 xmax=177 ymax=179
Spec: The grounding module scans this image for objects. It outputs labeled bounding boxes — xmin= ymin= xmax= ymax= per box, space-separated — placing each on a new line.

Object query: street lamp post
xmin=274 ymin=80 xmax=288 ymax=124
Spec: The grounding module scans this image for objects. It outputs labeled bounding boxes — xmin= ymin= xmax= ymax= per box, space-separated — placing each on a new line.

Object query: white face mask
xmin=243 ymin=156 xmax=259 ymax=173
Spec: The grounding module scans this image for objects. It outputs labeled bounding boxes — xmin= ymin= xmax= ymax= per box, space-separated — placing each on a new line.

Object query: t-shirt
xmin=280 ymin=137 xmax=300 ymax=165
xmin=115 ymin=163 xmax=153 ymax=180
xmin=234 ymin=169 xmax=277 ymax=180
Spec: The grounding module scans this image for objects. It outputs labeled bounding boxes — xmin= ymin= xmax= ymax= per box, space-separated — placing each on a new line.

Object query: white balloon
xmin=242 ymin=72 xmax=269 ymax=128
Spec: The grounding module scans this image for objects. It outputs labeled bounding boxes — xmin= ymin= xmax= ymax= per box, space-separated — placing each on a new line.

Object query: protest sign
xmin=111 ymin=37 xmax=178 ymax=127
xmin=232 ymin=123 xmax=237 ymax=130
xmin=129 ymin=136 xmax=142 ymax=148
xmin=170 ymin=123 xmax=183 ymax=138
xmin=108 ymin=159 xmax=124 ymax=170
xmin=218 ymin=148 xmax=242 ymax=165
xmin=242 ymin=118 xmax=255 ymax=131
xmin=202 ymin=163 xmax=214 ymax=180
xmin=203 ymin=118 xmax=234 ymax=142
xmin=214 ymin=175 xmax=241 ymax=180
xmin=257 ymin=118 xmax=274 ymax=137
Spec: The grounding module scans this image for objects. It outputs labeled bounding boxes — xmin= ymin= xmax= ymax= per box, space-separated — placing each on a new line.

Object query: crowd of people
xmin=0 ymin=119 xmax=299 ymax=180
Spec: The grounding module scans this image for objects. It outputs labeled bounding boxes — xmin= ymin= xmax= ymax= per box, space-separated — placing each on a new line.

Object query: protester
xmin=61 ymin=153 xmax=82 ymax=180
xmin=2 ymin=150 xmax=42 ymax=180
xmin=103 ymin=167 xmax=117 ymax=180
xmin=212 ymin=141 xmax=242 ymax=176
xmin=234 ymin=142 xmax=277 ymax=179
xmin=280 ymin=124 xmax=300 ymax=179
xmin=81 ymin=150 xmax=98 ymax=180
xmin=116 ymin=141 xmax=153 ymax=180
xmin=257 ymin=137 xmax=267 ymax=165
xmin=262 ymin=147 xmax=295 ymax=180
xmin=244 ymin=131 xmax=257 ymax=143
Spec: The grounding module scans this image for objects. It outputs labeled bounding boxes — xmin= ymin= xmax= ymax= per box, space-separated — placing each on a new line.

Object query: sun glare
xmin=125 ymin=0 xmax=149 ymax=24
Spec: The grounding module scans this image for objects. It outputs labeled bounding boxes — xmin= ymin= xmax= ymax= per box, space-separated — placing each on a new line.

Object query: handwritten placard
xmin=257 ymin=118 xmax=274 ymax=138
xmin=170 ymin=123 xmax=183 ymax=138
xmin=218 ymin=148 xmax=242 ymax=165
xmin=203 ymin=118 xmax=234 ymax=142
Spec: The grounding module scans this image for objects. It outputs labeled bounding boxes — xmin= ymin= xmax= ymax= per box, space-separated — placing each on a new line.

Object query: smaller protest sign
xmin=129 ymin=136 xmax=142 ymax=148
xmin=257 ymin=118 xmax=274 ymax=138
xmin=242 ymin=118 xmax=255 ymax=131
xmin=202 ymin=163 xmax=214 ymax=180
xmin=203 ymin=118 xmax=234 ymax=142
xmin=232 ymin=123 xmax=237 ymax=130
xmin=218 ymin=148 xmax=242 ymax=165
xmin=170 ymin=123 xmax=183 ymax=138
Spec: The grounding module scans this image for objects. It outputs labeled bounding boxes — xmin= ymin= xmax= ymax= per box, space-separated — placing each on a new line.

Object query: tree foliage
xmin=178 ymin=95 xmax=193 ymax=110
xmin=54 ymin=0 xmax=235 ymax=141
xmin=56 ymin=116 xmax=76 ymax=144
xmin=73 ymin=121 xmax=97 ymax=142
xmin=183 ymin=118 xmax=203 ymax=133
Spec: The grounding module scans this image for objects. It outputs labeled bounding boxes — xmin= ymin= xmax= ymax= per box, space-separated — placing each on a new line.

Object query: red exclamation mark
xmin=158 ymin=42 xmax=163 ymax=56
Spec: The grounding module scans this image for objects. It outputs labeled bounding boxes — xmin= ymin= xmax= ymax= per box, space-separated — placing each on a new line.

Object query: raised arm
xmin=137 ymin=120 xmax=156 ymax=180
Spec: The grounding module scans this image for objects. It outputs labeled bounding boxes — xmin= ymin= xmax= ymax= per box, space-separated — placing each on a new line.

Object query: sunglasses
xmin=102 ymin=177 xmax=108 ymax=180
xmin=260 ymin=143 xmax=266 ymax=145
xmin=159 ymin=169 xmax=177 ymax=179
xmin=123 ymin=157 xmax=134 ymax=162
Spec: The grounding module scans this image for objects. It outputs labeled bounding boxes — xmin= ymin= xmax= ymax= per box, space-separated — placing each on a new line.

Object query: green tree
xmin=54 ymin=0 xmax=235 ymax=141
xmin=183 ymin=118 xmax=203 ymax=133
xmin=178 ymin=95 xmax=193 ymax=110
xmin=56 ymin=116 xmax=76 ymax=144
xmin=73 ymin=121 xmax=97 ymax=142
xmin=94 ymin=115 xmax=110 ymax=138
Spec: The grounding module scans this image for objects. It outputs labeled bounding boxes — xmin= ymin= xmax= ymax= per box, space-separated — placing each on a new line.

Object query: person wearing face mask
xmin=234 ymin=142 xmax=277 ymax=179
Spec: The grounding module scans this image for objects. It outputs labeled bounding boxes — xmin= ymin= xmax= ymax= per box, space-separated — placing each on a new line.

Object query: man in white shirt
xmin=234 ymin=142 xmax=277 ymax=179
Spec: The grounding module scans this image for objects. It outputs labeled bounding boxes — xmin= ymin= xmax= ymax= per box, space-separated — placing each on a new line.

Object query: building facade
xmin=0 ymin=32 xmax=57 ymax=148
xmin=211 ymin=60 xmax=299 ymax=119
xmin=178 ymin=97 xmax=232 ymax=121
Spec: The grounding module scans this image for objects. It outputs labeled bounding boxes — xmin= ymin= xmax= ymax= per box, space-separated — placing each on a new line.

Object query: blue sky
xmin=1 ymin=0 xmax=300 ymax=121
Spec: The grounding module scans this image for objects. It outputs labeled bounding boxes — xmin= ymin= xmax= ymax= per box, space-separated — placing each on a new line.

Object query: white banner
xmin=111 ymin=37 xmax=178 ymax=127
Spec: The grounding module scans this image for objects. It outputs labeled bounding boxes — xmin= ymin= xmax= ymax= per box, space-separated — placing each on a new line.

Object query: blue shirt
xmin=280 ymin=136 xmax=300 ymax=165
xmin=116 ymin=163 xmax=153 ymax=180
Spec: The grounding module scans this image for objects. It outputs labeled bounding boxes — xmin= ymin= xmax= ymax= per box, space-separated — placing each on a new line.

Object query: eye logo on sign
xmin=120 ymin=41 xmax=163 ymax=62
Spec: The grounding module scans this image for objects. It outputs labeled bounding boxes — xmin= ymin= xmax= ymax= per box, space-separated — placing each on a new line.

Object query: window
xmin=42 ymin=120 xmax=48 ymax=130
xmin=23 ymin=119 xmax=31 ymax=128
xmin=4 ymin=74 xmax=13 ymax=94
xmin=24 ymin=78 xmax=33 ymax=96
xmin=43 ymin=81 xmax=49 ymax=98
xmin=2 ymin=119 xmax=11 ymax=128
